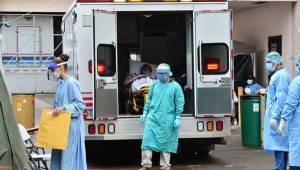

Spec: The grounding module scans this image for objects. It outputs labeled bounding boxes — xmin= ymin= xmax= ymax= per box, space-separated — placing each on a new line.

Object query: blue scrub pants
xmin=290 ymin=166 xmax=300 ymax=170
xmin=274 ymin=151 xmax=288 ymax=170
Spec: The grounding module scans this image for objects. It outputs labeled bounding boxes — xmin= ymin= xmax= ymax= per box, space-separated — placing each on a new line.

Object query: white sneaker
xmin=160 ymin=167 xmax=170 ymax=170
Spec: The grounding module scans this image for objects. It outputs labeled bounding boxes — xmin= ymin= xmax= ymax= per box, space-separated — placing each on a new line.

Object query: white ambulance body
xmin=62 ymin=0 xmax=233 ymax=152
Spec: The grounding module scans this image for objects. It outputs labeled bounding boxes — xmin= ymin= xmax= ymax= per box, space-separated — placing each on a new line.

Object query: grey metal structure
xmin=0 ymin=14 xmax=62 ymax=94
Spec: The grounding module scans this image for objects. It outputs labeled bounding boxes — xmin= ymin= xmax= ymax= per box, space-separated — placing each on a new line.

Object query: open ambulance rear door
xmin=92 ymin=10 xmax=119 ymax=120
xmin=194 ymin=10 xmax=233 ymax=117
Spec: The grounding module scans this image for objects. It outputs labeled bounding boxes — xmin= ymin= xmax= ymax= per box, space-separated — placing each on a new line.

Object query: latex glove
xmin=174 ymin=116 xmax=181 ymax=128
xmin=244 ymin=88 xmax=251 ymax=95
xmin=260 ymin=88 xmax=267 ymax=95
xmin=140 ymin=114 xmax=147 ymax=125
xmin=52 ymin=107 xmax=63 ymax=116
xmin=270 ymin=118 xmax=277 ymax=129
xmin=278 ymin=119 xmax=286 ymax=136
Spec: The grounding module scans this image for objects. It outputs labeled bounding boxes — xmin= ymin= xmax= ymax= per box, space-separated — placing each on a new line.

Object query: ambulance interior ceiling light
xmin=143 ymin=14 xmax=153 ymax=18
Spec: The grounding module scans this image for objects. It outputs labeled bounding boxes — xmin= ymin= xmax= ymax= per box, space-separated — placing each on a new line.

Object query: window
xmin=82 ymin=15 xmax=92 ymax=27
xmin=53 ymin=16 xmax=63 ymax=57
xmin=97 ymin=44 xmax=116 ymax=76
xmin=200 ymin=43 xmax=229 ymax=75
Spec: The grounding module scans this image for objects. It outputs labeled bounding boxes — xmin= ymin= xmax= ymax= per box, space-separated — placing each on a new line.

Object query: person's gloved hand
xmin=174 ymin=116 xmax=181 ymax=128
xmin=140 ymin=114 xmax=147 ymax=125
xmin=270 ymin=118 xmax=277 ymax=129
xmin=244 ymin=88 xmax=251 ymax=95
xmin=52 ymin=107 xmax=63 ymax=116
xmin=260 ymin=88 xmax=267 ymax=95
xmin=278 ymin=119 xmax=286 ymax=136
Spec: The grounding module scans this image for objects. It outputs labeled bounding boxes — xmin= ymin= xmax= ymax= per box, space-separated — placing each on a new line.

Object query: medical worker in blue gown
xmin=244 ymin=75 xmax=263 ymax=96
xmin=279 ymin=55 xmax=300 ymax=170
xmin=139 ymin=63 xmax=185 ymax=170
xmin=47 ymin=54 xmax=87 ymax=170
xmin=263 ymin=51 xmax=291 ymax=170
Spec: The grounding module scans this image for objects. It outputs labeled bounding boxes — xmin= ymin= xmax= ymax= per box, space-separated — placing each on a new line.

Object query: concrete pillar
xmin=292 ymin=1 xmax=300 ymax=77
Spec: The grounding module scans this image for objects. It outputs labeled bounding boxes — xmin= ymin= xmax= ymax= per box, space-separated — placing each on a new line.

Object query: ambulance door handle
xmin=96 ymin=79 xmax=117 ymax=89
xmin=96 ymin=79 xmax=105 ymax=89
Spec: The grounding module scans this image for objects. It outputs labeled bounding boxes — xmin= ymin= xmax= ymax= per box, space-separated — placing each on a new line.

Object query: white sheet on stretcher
xmin=132 ymin=77 xmax=153 ymax=92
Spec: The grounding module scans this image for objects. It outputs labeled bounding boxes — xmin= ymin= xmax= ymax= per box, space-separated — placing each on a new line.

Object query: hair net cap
xmin=295 ymin=55 xmax=300 ymax=65
xmin=157 ymin=63 xmax=173 ymax=76
xmin=266 ymin=51 xmax=282 ymax=64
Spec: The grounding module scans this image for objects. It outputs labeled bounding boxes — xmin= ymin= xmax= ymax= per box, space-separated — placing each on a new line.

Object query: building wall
xmin=0 ymin=0 xmax=73 ymax=13
xmin=292 ymin=1 xmax=300 ymax=73
xmin=233 ymin=2 xmax=293 ymax=85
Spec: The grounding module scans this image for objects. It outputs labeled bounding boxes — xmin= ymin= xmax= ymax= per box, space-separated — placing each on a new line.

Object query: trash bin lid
xmin=240 ymin=95 xmax=260 ymax=101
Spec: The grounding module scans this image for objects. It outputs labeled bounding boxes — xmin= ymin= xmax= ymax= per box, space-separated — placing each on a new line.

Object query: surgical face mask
xmin=266 ymin=63 xmax=275 ymax=72
xmin=247 ymin=79 xmax=253 ymax=85
xmin=54 ymin=70 xmax=61 ymax=80
xmin=143 ymin=70 xmax=151 ymax=77
xmin=295 ymin=66 xmax=300 ymax=76
xmin=157 ymin=73 xmax=168 ymax=83
xmin=48 ymin=69 xmax=61 ymax=81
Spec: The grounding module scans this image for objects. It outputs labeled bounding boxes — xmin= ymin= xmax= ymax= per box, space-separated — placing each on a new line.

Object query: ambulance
xmin=62 ymin=0 xmax=233 ymax=153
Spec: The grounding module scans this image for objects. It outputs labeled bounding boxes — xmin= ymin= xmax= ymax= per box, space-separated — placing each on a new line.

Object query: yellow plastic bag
xmin=36 ymin=108 xmax=71 ymax=150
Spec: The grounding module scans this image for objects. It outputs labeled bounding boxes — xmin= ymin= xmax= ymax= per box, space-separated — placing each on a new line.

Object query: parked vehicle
xmin=62 ymin=0 xmax=233 ymax=153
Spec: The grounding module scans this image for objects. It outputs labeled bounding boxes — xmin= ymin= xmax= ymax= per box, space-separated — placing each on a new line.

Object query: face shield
xmin=47 ymin=62 xmax=68 ymax=81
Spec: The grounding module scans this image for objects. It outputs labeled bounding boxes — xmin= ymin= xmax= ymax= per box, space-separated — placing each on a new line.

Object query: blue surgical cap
xmin=266 ymin=51 xmax=282 ymax=64
xmin=156 ymin=63 xmax=173 ymax=76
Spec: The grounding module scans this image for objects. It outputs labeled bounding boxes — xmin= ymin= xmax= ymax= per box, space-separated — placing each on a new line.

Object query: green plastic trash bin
xmin=240 ymin=95 xmax=261 ymax=147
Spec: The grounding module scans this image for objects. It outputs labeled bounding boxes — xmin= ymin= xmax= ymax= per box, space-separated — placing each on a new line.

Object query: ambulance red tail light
xmin=216 ymin=121 xmax=223 ymax=131
xmin=204 ymin=59 xmax=220 ymax=72
xmin=88 ymin=124 xmax=96 ymax=134
xmin=97 ymin=63 xmax=106 ymax=76
xmin=88 ymin=60 xmax=92 ymax=73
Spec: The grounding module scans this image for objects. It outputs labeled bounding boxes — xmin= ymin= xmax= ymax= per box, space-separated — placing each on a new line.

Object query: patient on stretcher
xmin=124 ymin=63 xmax=155 ymax=115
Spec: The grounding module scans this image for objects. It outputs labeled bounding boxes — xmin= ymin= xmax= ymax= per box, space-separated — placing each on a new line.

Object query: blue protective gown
xmin=141 ymin=80 xmax=185 ymax=153
xmin=282 ymin=76 xmax=300 ymax=166
xmin=264 ymin=68 xmax=291 ymax=152
xmin=245 ymin=83 xmax=263 ymax=96
xmin=50 ymin=76 xmax=87 ymax=170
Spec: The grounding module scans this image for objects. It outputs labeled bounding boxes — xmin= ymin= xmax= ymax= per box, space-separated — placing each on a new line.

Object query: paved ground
xmin=34 ymin=95 xmax=274 ymax=170
xmin=87 ymin=132 xmax=274 ymax=170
